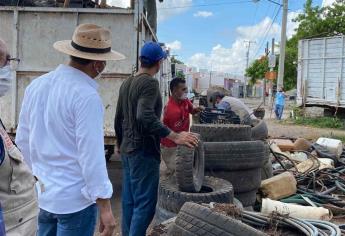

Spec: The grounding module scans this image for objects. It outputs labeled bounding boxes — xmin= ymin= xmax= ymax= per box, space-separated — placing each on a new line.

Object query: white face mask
xmin=94 ymin=62 xmax=105 ymax=80
xmin=0 ymin=65 xmax=12 ymax=97
xmin=180 ymin=92 xmax=188 ymax=100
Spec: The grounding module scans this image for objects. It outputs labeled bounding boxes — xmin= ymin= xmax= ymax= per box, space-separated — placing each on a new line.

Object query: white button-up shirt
xmin=16 ymin=64 xmax=113 ymax=214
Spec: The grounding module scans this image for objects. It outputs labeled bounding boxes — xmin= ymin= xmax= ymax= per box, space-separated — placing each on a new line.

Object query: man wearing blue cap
xmin=115 ymin=42 xmax=198 ymax=236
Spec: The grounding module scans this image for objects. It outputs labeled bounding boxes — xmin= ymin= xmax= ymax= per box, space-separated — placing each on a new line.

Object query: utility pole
xmin=268 ymin=38 xmax=275 ymax=105
xmin=277 ymin=0 xmax=288 ymax=89
xmin=262 ymin=41 xmax=269 ymax=105
xmin=244 ymin=40 xmax=255 ymax=98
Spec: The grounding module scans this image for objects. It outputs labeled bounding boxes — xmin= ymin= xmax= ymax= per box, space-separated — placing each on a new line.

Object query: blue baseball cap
xmin=140 ymin=41 xmax=167 ymax=65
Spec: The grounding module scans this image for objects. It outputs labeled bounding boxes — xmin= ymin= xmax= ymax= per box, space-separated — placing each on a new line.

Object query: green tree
xmin=245 ymin=56 xmax=269 ymax=85
xmin=175 ymin=70 xmax=186 ymax=79
xmin=171 ymin=56 xmax=184 ymax=64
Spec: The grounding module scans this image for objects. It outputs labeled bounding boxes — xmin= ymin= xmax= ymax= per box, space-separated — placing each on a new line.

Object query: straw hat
xmin=53 ymin=23 xmax=125 ymax=61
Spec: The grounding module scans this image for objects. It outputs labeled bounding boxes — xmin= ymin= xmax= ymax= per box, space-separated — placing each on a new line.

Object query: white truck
xmin=297 ymin=36 xmax=345 ymax=109
xmin=0 ymin=2 xmax=171 ymax=159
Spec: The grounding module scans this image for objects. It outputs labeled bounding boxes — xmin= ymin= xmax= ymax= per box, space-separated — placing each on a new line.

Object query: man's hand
xmin=193 ymin=106 xmax=204 ymax=113
xmin=97 ymin=199 xmax=115 ymax=236
xmin=168 ymin=131 xmax=199 ymax=148
xmin=115 ymin=144 xmax=120 ymax=155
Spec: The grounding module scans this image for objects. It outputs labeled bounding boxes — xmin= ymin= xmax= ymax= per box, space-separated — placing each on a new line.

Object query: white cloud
xmin=193 ymin=11 xmax=213 ymax=18
xmin=236 ymin=17 xmax=280 ymax=40
xmin=286 ymin=10 xmax=302 ymax=38
xmin=322 ymin=0 xmax=336 ymax=7
xmin=187 ymin=9 xmax=304 ymax=74
xmin=107 ymin=0 xmax=130 ymax=8
xmin=157 ymin=0 xmax=193 ymax=22
xmin=166 ymin=40 xmax=182 ymax=51
xmin=187 ymin=17 xmax=277 ymax=74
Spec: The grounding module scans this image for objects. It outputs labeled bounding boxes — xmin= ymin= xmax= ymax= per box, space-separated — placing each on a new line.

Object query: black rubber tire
xmin=158 ymin=176 xmax=234 ymax=214
xmin=152 ymin=205 xmax=177 ymax=227
xmin=203 ymin=141 xmax=266 ymax=171
xmin=205 ymin=168 xmax=261 ymax=193
xmin=235 ymin=190 xmax=258 ymax=207
xmin=261 ymin=156 xmax=273 ymax=180
xmin=190 ymin=124 xmax=252 ymax=142
xmin=175 ymin=134 xmax=204 ymax=193
xmin=168 ymin=202 xmax=266 ymax=236
xmin=251 ymin=119 xmax=268 ymax=140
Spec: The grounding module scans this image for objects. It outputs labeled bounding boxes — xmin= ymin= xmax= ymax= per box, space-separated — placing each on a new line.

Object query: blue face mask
xmin=0 ymin=65 xmax=12 ymax=97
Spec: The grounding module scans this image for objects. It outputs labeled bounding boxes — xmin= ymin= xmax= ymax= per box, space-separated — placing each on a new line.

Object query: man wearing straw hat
xmin=16 ymin=24 xmax=124 ymax=236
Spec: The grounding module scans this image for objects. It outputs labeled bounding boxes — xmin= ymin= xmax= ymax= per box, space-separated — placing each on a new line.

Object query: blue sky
xmin=156 ymin=0 xmax=331 ymax=74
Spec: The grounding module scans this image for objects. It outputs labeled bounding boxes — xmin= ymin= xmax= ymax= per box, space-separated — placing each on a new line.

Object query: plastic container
xmin=316 ymin=138 xmax=343 ymax=158
xmin=261 ymin=198 xmax=331 ymax=220
xmin=318 ymin=158 xmax=334 ymax=168
xmin=260 ymin=172 xmax=297 ymax=200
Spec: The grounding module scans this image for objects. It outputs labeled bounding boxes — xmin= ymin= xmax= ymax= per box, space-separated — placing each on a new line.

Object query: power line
xmin=252 ymin=4 xmax=281 ymax=59
xmin=158 ymin=0 xmax=253 ymax=10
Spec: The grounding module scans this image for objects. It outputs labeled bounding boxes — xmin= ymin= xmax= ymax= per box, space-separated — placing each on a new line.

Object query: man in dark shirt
xmin=115 ymin=42 xmax=198 ymax=236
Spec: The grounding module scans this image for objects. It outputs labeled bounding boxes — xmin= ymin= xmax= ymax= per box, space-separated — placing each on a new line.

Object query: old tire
xmin=158 ymin=176 xmax=233 ymax=214
xmin=261 ymin=156 xmax=273 ymax=180
xmin=152 ymin=206 xmax=177 ymax=227
xmin=191 ymin=124 xmax=251 ymax=142
xmin=175 ymin=134 xmax=204 ymax=192
xmin=251 ymin=119 xmax=268 ymax=140
xmin=204 ymin=141 xmax=266 ymax=171
xmin=235 ymin=190 xmax=258 ymax=207
xmin=206 ymin=168 xmax=261 ymax=193
xmin=169 ymin=202 xmax=266 ymax=236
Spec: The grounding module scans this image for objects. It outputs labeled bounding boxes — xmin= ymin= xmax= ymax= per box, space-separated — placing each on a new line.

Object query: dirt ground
xmin=95 ymin=98 xmax=344 ymax=236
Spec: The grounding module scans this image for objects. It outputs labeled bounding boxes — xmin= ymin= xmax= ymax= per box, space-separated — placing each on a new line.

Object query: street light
xmin=253 ymin=0 xmax=288 ymax=89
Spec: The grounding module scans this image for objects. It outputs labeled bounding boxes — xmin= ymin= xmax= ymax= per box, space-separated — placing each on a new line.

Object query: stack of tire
xmin=157 ymin=134 xmax=234 ymax=221
xmin=191 ymin=124 xmax=269 ymax=208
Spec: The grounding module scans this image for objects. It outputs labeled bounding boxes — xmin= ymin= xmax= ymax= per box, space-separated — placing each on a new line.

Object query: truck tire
xmin=206 ymin=168 xmax=261 ymax=193
xmin=175 ymin=134 xmax=204 ymax=192
xmin=251 ymin=119 xmax=268 ymax=140
xmin=168 ymin=202 xmax=266 ymax=236
xmin=190 ymin=124 xmax=251 ymax=142
xmin=204 ymin=141 xmax=266 ymax=171
xmin=158 ymin=176 xmax=233 ymax=214
xmin=235 ymin=190 xmax=258 ymax=207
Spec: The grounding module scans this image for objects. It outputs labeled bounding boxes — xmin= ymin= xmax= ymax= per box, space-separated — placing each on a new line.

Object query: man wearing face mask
xmin=0 ymin=38 xmax=38 ymax=236
xmin=15 ymin=24 xmax=125 ymax=236
xmin=160 ymin=77 xmax=203 ymax=175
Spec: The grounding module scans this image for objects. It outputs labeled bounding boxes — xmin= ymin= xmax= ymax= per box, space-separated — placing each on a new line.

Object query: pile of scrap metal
xmin=149 ymin=137 xmax=345 ymax=235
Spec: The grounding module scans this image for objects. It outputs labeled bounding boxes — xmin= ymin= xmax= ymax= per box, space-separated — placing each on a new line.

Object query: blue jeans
xmin=0 ymin=204 xmax=5 ymax=236
xmin=275 ymin=104 xmax=284 ymax=120
xmin=121 ymin=150 xmax=160 ymax=236
xmin=38 ymin=204 xmax=97 ymax=236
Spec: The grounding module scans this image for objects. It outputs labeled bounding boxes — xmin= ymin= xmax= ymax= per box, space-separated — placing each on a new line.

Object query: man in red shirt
xmin=161 ymin=77 xmax=203 ymax=175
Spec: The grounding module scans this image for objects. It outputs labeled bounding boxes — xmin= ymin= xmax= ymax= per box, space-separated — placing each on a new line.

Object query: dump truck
xmin=0 ymin=2 xmax=172 ymax=159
